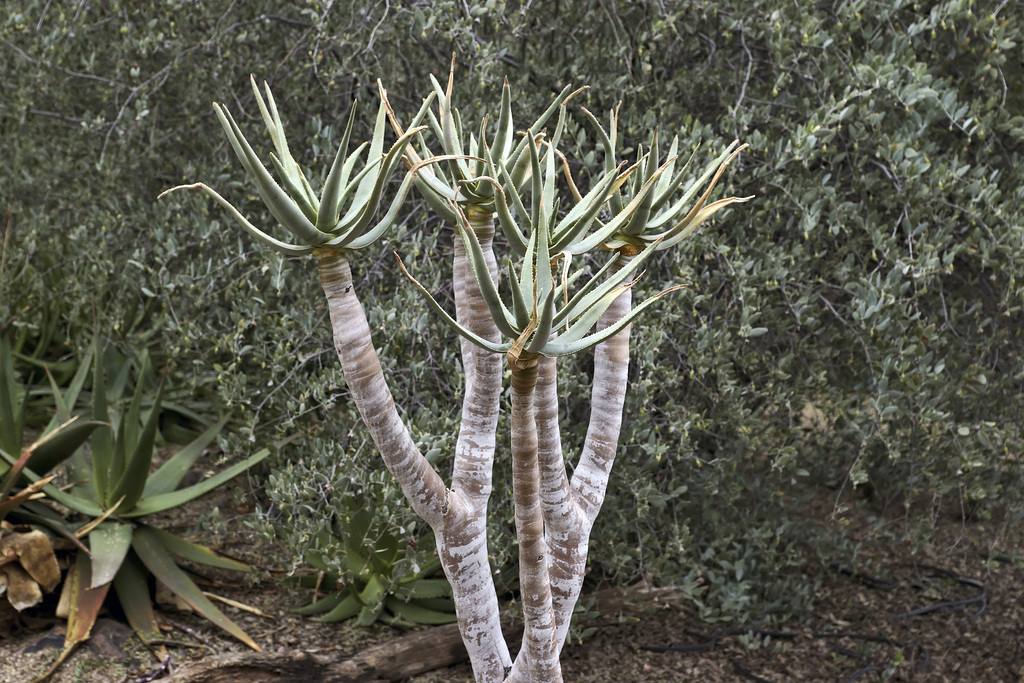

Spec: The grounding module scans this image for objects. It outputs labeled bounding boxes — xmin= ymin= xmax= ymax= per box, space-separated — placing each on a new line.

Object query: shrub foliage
xmin=2 ymin=0 xmax=1021 ymax=623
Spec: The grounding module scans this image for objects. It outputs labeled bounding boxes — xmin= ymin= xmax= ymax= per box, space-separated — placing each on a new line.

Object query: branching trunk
xmin=533 ymin=354 xmax=585 ymax=655
xmin=508 ymin=356 xmax=562 ymax=683
xmin=538 ymin=258 xmax=636 ymax=656
xmin=318 ymin=230 xmax=633 ymax=683
xmin=443 ymin=213 xmax=512 ymax=680
xmin=571 ymin=267 xmax=633 ymax=528
xmin=316 ymin=252 xmax=446 ymax=528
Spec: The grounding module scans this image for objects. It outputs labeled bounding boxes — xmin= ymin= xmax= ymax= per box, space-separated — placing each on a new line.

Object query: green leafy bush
xmin=3 ymin=0 xmax=1021 ymax=627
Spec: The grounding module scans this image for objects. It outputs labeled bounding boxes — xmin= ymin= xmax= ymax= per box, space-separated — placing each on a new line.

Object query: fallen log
xmin=169 ymin=623 xmax=478 ymax=683
xmin=169 ymin=584 xmax=691 ymax=682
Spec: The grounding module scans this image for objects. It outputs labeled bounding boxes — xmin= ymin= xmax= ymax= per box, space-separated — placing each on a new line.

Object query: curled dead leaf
xmin=0 ymin=524 xmax=63 ymax=613
xmin=1 ymin=528 xmax=61 ymax=591
xmin=1 ymin=562 xmax=43 ymax=611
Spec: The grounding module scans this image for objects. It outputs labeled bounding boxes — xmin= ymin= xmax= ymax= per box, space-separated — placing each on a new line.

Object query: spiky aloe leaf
xmin=142 ymin=524 xmax=250 ymax=572
xmin=14 ymin=417 xmax=107 ymax=485
xmin=549 ymin=164 xmax=622 ymax=252
xmin=121 ymin=447 xmax=269 ymax=518
xmin=213 ymin=103 xmax=332 ymax=247
xmin=543 ymin=284 xmax=685 ymax=357
xmin=106 ymin=383 xmax=164 ymax=513
xmin=88 ymin=522 xmax=133 ymax=588
xmin=132 ymin=526 xmax=261 ymax=651
xmin=526 ymin=288 xmax=557 ymax=355
xmin=392 ymin=577 xmax=453 ymax=600
xmin=159 ymin=183 xmax=316 ymax=255
xmin=316 ymin=102 xmax=361 ymax=232
xmin=645 ymin=141 xmax=743 ymax=232
xmin=451 ymin=208 xmax=519 ymax=339
xmin=333 ymin=167 xmax=417 ymax=251
xmin=566 ymin=156 xmax=673 ymax=254
xmin=655 ymin=195 xmax=755 ymax=250
xmin=0 ymin=337 xmax=25 ymax=461
xmin=490 ymin=78 xmax=514 ymax=164
xmin=315 ymin=592 xmax=363 ymax=623
xmin=354 ymin=573 xmax=388 ymax=626
xmin=553 ymin=239 xmax=662 ymax=329
xmin=292 ymin=590 xmax=347 ymax=616
xmin=90 ymin=336 xmax=113 ymax=504
xmin=113 ymin=552 xmax=164 ymax=646
xmin=250 ymin=76 xmax=319 ymax=220
xmin=394 ymin=254 xmax=510 ymax=355
xmin=143 ymin=415 xmax=229 ymax=498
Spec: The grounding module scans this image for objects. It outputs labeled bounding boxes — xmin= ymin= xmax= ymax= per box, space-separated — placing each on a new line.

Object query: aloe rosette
xmin=7 ymin=337 xmax=268 ymax=663
xmin=160 ymin=76 xmax=422 ymax=256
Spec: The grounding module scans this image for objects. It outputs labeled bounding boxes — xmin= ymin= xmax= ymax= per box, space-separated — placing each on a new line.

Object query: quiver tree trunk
xmin=441 ymin=212 xmax=513 ymax=680
xmin=508 ymin=355 xmax=562 ymax=683
xmin=316 ymin=252 xmax=446 ymax=527
xmin=316 ymin=214 xmax=515 ymax=682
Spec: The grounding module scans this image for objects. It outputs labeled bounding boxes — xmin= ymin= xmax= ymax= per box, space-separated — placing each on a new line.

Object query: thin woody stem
xmin=534 ymin=353 xmax=586 ymax=653
xmin=444 ymin=210 xmax=512 ymax=680
xmin=509 ymin=356 xmax=562 ymax=683
xmin=548 ymin=254 xmax=635 ymax=649
xmin=316 ymin=252 xmax=446 ymax=527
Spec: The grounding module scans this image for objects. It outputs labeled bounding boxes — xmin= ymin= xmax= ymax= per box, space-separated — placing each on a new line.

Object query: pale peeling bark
xmin=508 ymin=359 xmax=563 ymax=683
xmin=570 ymin=279 xmax=632 ymax=528
xmin=319 ymin=231 xmax=633 ymax=683
xmin=533 ymin=354 xmax=585 ymax=655
xmin=541 ymin=259 xmax=635 ymax=654
xmin=317 ymin=252 xmax=446 ymax=528
xmin=320 ymin=247 xmax=511 ymax=680
xmin=442 ymin=214 xmax=512 ymax=680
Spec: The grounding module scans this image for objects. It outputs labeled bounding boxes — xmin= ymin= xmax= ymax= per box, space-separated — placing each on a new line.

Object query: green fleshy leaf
xmin=88 ymin=522 xmax=133 ymax=588
xmin=646 ymin=141 xmax=741 ymax=231
xmin=214 ymin=104 xmax=332 ymax=247
xmin=122 ymin=447 xmax=270 ymax=518
xmin=159 ymin=183 xmax=316 ymax=256
xmin=24 ymin=417 xmax=107 ymax=479
xmin=316 ymin=102 xmax=360 ymax=232
xmin=544 ymin=285 xmax=683 ymax=356
xmin=107 ymin=382 xmax=164 ymax=513
xmin=140 ymin=524 xmax=250 ymax=572
xmin=395 ymin=255 xmax=510 ymax=355
xmin=132 ymin=527 xmax=261 ymax=651
xmin=113 ymin=552 xmax=163 ymax=644
xmin=143 ymin=414 xmax=229 ymax=498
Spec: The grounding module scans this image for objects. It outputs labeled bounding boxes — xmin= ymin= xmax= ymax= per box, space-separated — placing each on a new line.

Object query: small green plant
xmin=295 ymin=504 xmax=456 ymax=627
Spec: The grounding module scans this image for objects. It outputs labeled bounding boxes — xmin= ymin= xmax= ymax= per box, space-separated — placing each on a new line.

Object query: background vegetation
xmin=3 ymin=0 xmax=1021 ymax=626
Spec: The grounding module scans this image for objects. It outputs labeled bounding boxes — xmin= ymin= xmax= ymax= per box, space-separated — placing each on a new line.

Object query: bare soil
xmin=2 ymin=481 xmax=1022 ymax=683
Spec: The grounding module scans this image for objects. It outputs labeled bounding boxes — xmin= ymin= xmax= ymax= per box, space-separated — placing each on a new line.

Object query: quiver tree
xmin=163 ymin=66 xmax=751 ymax=682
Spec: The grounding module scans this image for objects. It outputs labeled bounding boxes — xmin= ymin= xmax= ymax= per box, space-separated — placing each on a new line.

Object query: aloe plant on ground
xmin=166 ymin=66 xmax=750 ymax=682
xmin=295 ymin=505 xmax=456 ymax=628
xmin=2 ymin=334 xmax=271 ymax=675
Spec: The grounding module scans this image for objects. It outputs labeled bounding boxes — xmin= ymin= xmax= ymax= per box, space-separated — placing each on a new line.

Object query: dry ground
xmin=2 ymin=485 xmax=1022 ymax=683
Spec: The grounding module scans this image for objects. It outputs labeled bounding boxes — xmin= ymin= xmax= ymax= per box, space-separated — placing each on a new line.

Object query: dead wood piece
xmin=589 ymin=583 xmax=696 ymax=618
xmin=333 ymin=622 xmax=469 ymax=680
xmin=168 ymin=624 xmax=472 ymax=682
xmin=168 ymin=584 xmax=689 ymax=682
xmin=169 ymin=650 xmax=348 ymax=682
